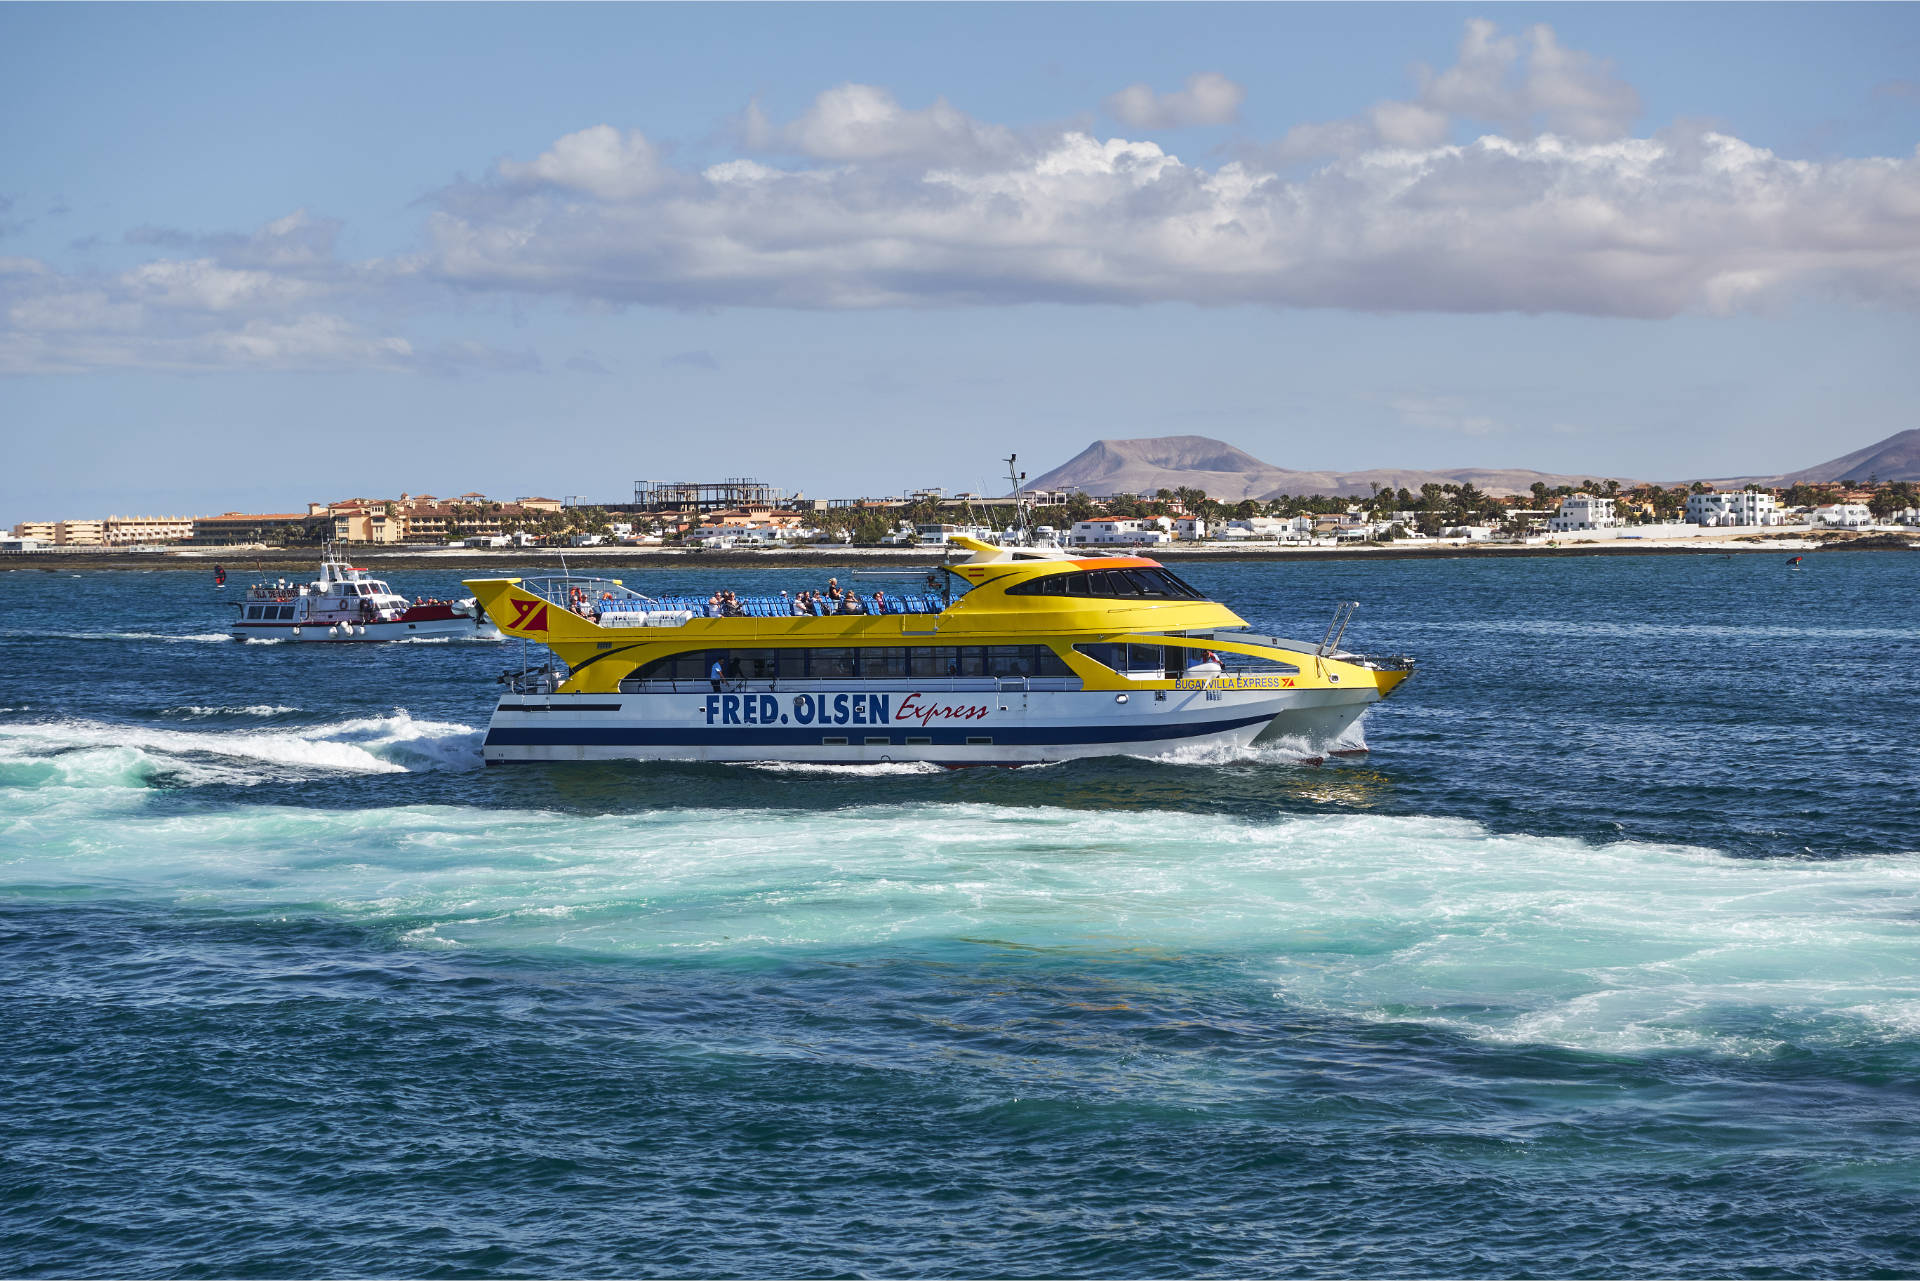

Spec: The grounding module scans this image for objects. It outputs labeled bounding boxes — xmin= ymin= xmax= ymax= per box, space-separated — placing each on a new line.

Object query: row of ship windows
xmin=245 ymin=605 xmax=296 ymax=620
xmin=631 ymin=645 xmax=1075 ymax=682
xmin=621 ymin=643 xmax=1294 ymax=683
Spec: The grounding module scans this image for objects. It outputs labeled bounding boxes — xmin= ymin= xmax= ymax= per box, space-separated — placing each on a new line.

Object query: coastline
xmin=2 ymin=531 xmax=1910 ymax=573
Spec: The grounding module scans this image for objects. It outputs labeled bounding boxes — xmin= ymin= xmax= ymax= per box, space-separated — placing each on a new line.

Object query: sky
xmin=3 ymin=2 xmax=1918 ymax=518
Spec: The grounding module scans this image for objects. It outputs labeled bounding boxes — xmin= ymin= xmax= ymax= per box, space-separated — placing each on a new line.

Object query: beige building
xmin=325 ymin=493 xmax=558 ymax=543
xmin=189 ymin=512 xmax=316 ymax=545
xmin=40 ymin=519 xmax=106 ymax=545
xmin=103 ymin=515 xmax=195 ymax=545
xmin=11 ymin=521 xmax=57 ymax=543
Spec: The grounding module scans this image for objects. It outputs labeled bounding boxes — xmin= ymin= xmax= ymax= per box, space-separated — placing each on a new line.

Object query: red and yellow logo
xmin=507 ymin=598 xmax=549 ymax=632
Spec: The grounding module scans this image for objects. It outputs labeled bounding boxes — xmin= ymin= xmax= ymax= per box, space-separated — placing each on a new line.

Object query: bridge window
xmin=1007 ymin=567 xmax=1206 ymax=600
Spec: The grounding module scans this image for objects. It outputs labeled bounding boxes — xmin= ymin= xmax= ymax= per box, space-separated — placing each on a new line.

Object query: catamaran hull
xmin=481 ymin=686 xmax=1379 ymax=766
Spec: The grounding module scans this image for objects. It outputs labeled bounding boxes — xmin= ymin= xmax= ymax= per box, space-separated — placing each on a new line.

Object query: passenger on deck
xmin=1187 ymin=650 xmax=1223 ymax=675
xmin=709 ymin=658 xmax=724 ymax=692
xmin=824 ymin=578 xmax=842 ymax=607
xmin=838 ymin=592 xmax=865 ymax=615
xmin=871 ymin=590 xmax=888 ymax=614
xmin=790 ymin=592 xmax=812 ymax=617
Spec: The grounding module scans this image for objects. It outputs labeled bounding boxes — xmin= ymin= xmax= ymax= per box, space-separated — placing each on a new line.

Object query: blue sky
xmin=4 ymin=3 xmax=1918 ymax=517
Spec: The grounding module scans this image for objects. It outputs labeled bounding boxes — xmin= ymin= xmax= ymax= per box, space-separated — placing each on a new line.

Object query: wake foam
xmin=742 ymin=760 xmax=946 ymax=776
xmin=0 ymin=711 xmax=483 ymax=785
xmin=7 ymin=787 xmax=1919 ymax=1061
xmin=0 ymin=629 xmax=241 ymax=645
xmin=164 ymin=705 xmax=300 ymax=719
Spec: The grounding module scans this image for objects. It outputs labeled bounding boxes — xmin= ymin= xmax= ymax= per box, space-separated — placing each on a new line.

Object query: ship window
xmin=862 ymin=647 xmax=909 ymax=679
xmin=809 ymin=648 xmax=858 ymax=679
xmin=908 ymin=646 xmax=960 ymax=678
xmin=986 ymin=646 xmax=1031 ymax=678
xmin=1007 ymin=568 xmax=1207 ymax=600
xmin=278 ymin=606 xmax=295 ymax=620
xmin=246 ymin=606 xmax=262 ymax=619
xmin=733 ymin=650 xmax=782 ymax=679
xmin=1074 ymin=643 xmax=1172 ymax=677
xmin=1032 ymin=647 xmax=1073 ymax=677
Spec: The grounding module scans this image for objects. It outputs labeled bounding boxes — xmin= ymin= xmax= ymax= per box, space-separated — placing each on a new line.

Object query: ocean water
xmin=2 ymin=553 xmax=1917 ymax=1277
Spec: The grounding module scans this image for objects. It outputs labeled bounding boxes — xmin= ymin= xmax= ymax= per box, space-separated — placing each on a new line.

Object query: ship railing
xmin=499 ymin=665 xmax=568 ymax=695
xmin=518 ymin=576 xmax=650 ymax=607
xmin=601 ymin=593 xmax=949 ymax=618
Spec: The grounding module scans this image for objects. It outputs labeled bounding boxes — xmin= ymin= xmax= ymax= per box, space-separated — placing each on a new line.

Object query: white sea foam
xmin=742 ymin=760 xmax=946 ymax=776
xmin=4 ymin=797 xmax=1917 ymax=1058
xmin=165 ymin=705 xmax=300 ymax=718
xmin=0 ymin=629 xmax=242 ymax=645
xmin=0 ymin=711 xmax=482 ymax=785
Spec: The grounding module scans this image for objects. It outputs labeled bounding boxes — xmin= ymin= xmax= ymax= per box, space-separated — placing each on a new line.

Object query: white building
xmin=1173 ymin=516 xmax=1213 ymax=540
xmin=1221 ymin=516 xmax=1296 ymax=540
xmin=1070 ymin=517 xmax=1170 ymax=546
xmin=1810 ymin=503 xmax=1874 ymax=528
xmin=1547 ymin=494 xmax=1620 ymax=532
xmin=1685 ymin=491 xmax=1781 ymax=527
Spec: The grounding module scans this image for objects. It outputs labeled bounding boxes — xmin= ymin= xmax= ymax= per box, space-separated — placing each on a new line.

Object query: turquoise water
xmin=3 ymin=554 xmax=1917 ymax=1276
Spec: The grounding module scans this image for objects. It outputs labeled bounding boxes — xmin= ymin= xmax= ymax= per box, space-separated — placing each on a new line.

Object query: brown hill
xmin=1716 ymin=429 xmax=1920 ymax=487
xmin=1027 ymin=436 xmax=1636 ymax=500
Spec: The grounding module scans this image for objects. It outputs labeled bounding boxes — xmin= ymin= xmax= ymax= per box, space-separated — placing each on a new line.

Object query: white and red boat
xmin=230 ymin=549 xmax=499 ymax=643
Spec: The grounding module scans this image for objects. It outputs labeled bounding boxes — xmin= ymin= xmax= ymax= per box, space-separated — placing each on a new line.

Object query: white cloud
xmin=1104 ymin=72 xmax=1246 ymax=129
xmin=421 ymin=127 xmax=1920 ymax=318
xmin=497 ymin=125 xmax=664 ymax=199
xmin=1270 ymin=19 xmax=1641 ymax=163
xmin=0 ymin=214 xmax=520 ymax=374
xmin=743 ymin=84 xmax=1021 ymax=165
xmin=8 ymin=21 xmax=1920 ymax=377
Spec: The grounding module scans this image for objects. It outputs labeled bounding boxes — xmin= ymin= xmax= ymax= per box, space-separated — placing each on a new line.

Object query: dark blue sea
xmin=3 ymin=552 xmax=1917 ymax=1278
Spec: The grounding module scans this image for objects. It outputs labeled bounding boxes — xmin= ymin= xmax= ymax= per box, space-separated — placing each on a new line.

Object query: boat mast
xmin=1005 ymin=453 xmax=1029 ymax=546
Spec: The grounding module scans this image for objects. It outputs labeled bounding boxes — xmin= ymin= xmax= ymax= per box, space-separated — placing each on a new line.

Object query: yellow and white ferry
xmin=464 ymin=537 xmax=1412 ymax=767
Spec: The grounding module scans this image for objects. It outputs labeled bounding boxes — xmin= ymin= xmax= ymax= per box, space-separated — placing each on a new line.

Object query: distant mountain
xmin=1026 ymin=435 xmax=1637 ymax=500
xmin=1719 ymin=429 xmax=1920 ymax=486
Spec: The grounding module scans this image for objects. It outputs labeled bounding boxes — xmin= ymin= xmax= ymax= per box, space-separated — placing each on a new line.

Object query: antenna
xmin=1005 ymin=453 xmax=1030 ymax=545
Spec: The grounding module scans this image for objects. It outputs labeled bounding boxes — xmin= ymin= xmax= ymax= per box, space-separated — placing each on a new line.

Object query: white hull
xmin=231 ymin=618 xmax=499 ymax=643
xmin=481 ymin=684 xmax=1379 ymax=766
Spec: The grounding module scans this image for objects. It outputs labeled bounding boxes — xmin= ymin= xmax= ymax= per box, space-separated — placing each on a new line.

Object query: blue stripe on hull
xmin=483 ymin=711 xmax=1275 ymax=750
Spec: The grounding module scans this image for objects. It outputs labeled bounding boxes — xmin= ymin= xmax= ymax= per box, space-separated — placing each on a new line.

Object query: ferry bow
xmin=464 ymin=537 xmax=1412 ymax=766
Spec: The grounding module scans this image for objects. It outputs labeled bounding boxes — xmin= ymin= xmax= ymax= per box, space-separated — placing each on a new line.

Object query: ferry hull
xmin=480 ymin=686 xmax=1379 ymax=766
xmin=231 ymin=618 xmax=499 ymax=643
